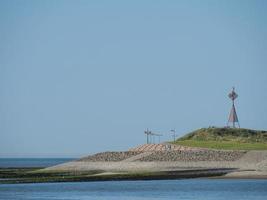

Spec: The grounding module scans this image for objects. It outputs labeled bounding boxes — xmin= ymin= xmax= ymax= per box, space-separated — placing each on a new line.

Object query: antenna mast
xmin=227 ymin=87 xmax=240 ymax=128
xmin=170 ymin=129 xmax=176 ymax=142
xmin=144 ymin=129 xmax=162 ymax=144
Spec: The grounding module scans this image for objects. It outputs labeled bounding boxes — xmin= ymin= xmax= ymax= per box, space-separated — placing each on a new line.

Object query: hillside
xmin=174 ymin=127 xmax=267 ymax=150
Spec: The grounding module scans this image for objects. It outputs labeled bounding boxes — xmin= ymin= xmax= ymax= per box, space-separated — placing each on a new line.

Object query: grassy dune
xmin=175 ymin=140 xmax=267 ymax=150
xmin=174 ymin=127 xmax=267 ymax=150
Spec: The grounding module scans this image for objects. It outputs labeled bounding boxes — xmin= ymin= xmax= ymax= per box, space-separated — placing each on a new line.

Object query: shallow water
xmin=0 ymin=158 xmax=74 ymax=168
xmin=1 ymin=179 xmax=267 ymax=200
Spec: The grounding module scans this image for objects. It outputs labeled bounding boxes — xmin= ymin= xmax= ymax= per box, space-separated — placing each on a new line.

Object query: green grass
xmin=174 ymin=140 xmax=267 ymax=150
xmin=173 ymin=127 xmax=267 ymax=150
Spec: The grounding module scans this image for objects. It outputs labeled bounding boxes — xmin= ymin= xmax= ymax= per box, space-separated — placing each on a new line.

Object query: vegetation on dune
xmin=175 ymin=140 xmax=267 ymax=150
xmin=174 ymin=127 xmax=267 ymax=150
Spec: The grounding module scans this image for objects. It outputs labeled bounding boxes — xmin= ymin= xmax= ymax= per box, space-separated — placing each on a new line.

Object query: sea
xmin=0 ymin=159 xmax=267 ymax=200
xmin=0 ymin=158 xmax=74 ymax=168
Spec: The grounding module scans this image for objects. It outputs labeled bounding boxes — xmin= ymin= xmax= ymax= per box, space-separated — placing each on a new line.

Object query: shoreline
xmin=0 ymin=167 xmax=265 ymax=184
xmin=1 ymin=148 xmax=266 ymax=184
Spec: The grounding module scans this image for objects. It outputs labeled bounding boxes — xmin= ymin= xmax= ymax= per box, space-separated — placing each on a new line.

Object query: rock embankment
xmin=129 ymin=144 xmax=203 ymax=152
xmin=78 ymin=151 xmax=141 ymax=162
xmin=138 ymin=150 xmax=246 ymax=162
xmin=77 ymin=149 xmax=246 ymax=162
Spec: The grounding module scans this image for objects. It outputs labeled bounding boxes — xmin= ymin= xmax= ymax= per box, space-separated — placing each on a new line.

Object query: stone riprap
xmin=77 ymin=149 xmax=245 ymax=162
xmin=43 ymin=143 xmax=267 ymax=179
xmin=78 ymin=151 xmax=141 ymax=162
xmin=129 ymin=144 xmax=203 ymax=152
xmin=137 ymin=150 xmax=246 ymax=162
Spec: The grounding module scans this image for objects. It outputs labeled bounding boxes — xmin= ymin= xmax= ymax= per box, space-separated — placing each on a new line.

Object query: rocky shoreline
xmin=1 ymin=144 xmax=266 ymax=184
xmin=77 ymin=144 xmax=247 ymax=163
xmin=78 ymin=151 xmax=141 ymax=162
xmin=136 ymin=150 xmax=245 ymax=162
xmin=43 ymin=144 xmax=267 ymax=180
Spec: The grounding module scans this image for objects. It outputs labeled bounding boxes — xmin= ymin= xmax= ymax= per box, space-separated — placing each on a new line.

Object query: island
xmin=1 ymin=127 xmax=267 ymax=184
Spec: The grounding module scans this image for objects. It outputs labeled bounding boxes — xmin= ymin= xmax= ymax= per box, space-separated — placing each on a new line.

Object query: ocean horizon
xmin=0 ymin=158 xmax=75 ymax=168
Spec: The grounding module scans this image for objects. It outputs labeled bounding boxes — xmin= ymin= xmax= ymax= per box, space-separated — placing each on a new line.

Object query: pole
xmin=145 ymin=129 xmax=150 ymax=144
xmin=171 ymin=129 xmax=176 ymax=142
xmin=232 ymin=100 xmax=235 ymax=128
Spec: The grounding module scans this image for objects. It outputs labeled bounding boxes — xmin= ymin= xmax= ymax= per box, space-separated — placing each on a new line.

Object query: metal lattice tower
xmin=227 ymin=87 xmax=240 ymax=128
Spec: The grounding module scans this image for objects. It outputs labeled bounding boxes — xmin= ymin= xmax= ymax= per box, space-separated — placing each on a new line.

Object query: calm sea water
xmin=0 ymin=158 xmax=74 ymax=168
xmin=0 ymin=179 xmax=267 ymax=200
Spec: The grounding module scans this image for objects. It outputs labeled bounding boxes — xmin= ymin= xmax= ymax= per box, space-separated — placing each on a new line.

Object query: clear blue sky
xmin=1 ymin=0 xmax=267 ymax=158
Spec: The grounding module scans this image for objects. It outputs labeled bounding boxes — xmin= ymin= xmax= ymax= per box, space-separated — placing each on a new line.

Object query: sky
xmin=0 ymin=0 xmax=267 ymax=158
